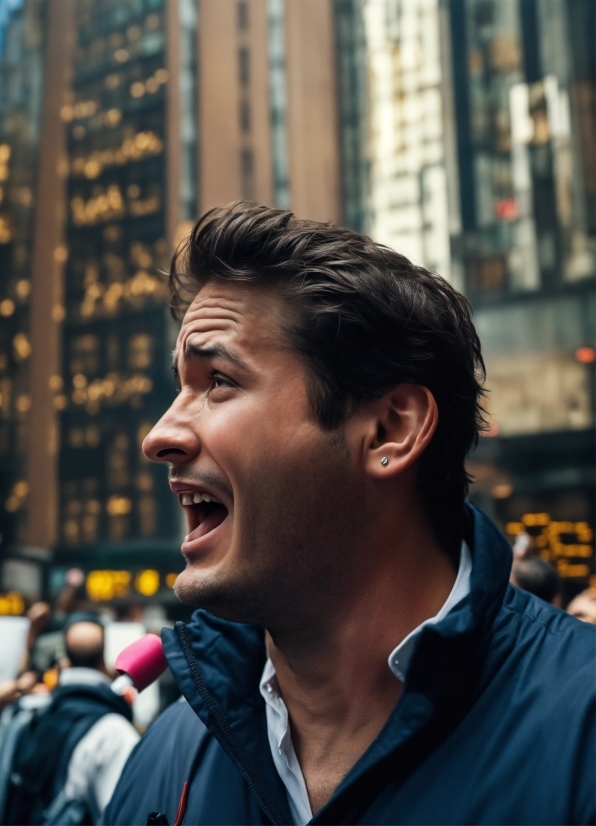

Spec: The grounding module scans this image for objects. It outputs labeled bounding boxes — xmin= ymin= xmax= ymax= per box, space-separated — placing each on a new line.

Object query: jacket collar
xmin=162 ymin=503 xmax=512 ymax=824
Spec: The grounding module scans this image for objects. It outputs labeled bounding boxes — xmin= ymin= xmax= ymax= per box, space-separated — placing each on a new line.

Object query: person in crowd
xmin=567 ymin=588 xmax=596 ymax=624
xmin=0 ymin=672 xmax=39 ymax=713
xmin=21 ymin=569 xmax=87 ymax=677
xmin=510 ymin=556 xmax=562 ymax=607
xmin=0 ymin=612 xmax=139 ymax=825
xmin=105 ymin=202 xmax=594 ymax=826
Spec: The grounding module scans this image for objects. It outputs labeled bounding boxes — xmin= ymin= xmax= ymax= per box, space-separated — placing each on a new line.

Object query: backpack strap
xmin=50 ymin=712 xmax=107 ymax=802
xmin=0 ymin=708 xmax=36 ymax=822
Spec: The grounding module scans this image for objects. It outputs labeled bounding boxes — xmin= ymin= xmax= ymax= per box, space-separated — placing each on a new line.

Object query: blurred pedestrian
xmin=567 ymin=588 xmax=596 ymax=624
xmin=0 ymin=612 xmax=139 ymax=825
xmin=512 ymin=530 xmax=534 ymax=559
xmin=22 ymin=569 xmax=87 ymax=678
xmin=0 ymin=672 xmax=39 ymax=713
xmin=510 ymin=556 xmax=562 ymax=607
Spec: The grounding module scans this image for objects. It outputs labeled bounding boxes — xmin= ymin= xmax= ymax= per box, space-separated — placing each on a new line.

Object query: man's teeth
xmin=181 ymin=492 xmax=217 ymax=506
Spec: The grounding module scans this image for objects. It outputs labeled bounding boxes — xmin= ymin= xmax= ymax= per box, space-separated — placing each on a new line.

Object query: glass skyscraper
xmin=447 ymin=0 xmax=594 ymax=597
xmin=334 ymin=0 xmax=595 ymax=596
xmin=58 ymin=1 xmax=179 ymax=561
xmin=0 ymin=0 xmax=46 ymax=557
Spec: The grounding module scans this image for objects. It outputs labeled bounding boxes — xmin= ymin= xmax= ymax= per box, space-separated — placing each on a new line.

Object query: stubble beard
xmin=174 ymin=428 xmax=364 ymax=633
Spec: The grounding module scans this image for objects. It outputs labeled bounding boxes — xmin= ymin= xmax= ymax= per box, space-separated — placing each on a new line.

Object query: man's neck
xmin=266 ymin=519 xmax=457 ymax=814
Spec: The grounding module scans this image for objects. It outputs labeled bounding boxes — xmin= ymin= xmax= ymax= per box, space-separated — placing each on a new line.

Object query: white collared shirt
xmin=259 ymin=541 xmax=472 ymax=825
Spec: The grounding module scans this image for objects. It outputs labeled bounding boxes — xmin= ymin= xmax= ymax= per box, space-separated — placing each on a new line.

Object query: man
xmin=567 ymin=588 xmax=596 ymax=624
xmin=510 ymin=555 xmax=562 ymax=607
xmin=105 ymin=203 xmax=594 ymax=825
xmin=3 ymin=613 xmax=139 ymax=824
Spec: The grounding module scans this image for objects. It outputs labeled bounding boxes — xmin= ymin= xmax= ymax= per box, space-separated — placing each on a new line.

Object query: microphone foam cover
xmin=115 ymin=633 xmax=168 ymax=692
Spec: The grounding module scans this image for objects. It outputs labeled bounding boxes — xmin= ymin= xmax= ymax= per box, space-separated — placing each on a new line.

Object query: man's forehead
xmin=177 ymin=280 xmax=287 ymax=353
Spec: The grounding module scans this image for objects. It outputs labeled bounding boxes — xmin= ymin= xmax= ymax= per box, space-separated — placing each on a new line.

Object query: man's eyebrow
xmin=172 ymin=341 xmax=250 ymax=375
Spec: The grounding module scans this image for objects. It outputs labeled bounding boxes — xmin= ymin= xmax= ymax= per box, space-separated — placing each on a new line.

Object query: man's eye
xmin=209 ymin=372 xmax=233 ymax=390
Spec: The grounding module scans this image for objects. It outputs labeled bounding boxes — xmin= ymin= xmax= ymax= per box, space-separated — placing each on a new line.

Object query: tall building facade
xmin=57 ymin=0 xmax=181 ymax=581
xmin=0 ymin=0 xmax=342 ymax=611
xmin=0 ymin=0 xmax=47 ymax=555
xmin=0 ymin=0 xmax=70 ymax=605
xmin=334 ymin=0 xmax=595 ymax=596
xmin=446 ymin=0 xmax=595 ymax=598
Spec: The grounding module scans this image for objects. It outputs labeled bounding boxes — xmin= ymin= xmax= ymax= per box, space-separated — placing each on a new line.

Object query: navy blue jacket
xmin=104 ymin=505 xmax=595 ymax=825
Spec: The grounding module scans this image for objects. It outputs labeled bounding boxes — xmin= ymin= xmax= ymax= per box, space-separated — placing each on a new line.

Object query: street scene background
xmin=0 ymin=0 xmax=594 ymax=722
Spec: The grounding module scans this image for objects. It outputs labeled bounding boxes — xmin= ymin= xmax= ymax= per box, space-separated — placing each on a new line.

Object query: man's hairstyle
xmin=170 ymin=202 xmax=487 ymax=559
xmin=512 ymin=557 xmax=561 ymax=604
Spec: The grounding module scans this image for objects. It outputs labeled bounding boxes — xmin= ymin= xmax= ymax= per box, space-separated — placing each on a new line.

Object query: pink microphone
xmin=111 ymin=633 xmax=169 ymax=695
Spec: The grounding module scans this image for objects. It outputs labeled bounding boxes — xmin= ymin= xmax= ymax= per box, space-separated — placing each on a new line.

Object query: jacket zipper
xmin=175 ymin=622 xmax=288 ymax=825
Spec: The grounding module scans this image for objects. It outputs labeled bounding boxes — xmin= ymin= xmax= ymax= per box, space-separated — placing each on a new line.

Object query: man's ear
xmin=365 ymin=385 xmax=438 ymax=479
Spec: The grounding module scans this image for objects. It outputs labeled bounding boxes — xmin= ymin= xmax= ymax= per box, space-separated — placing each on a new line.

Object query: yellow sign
xmin=85 ymin=569 xmax=174 ymax=601
xmin=86 ymin=570 xmax=131 ymax=601
xmin=0 ymin=591 xmax=25 ymax=615
xmin=507 ymin=514 xmax=594 ymax=579
xmin=135 ymin=569 xmax=160 ymax=597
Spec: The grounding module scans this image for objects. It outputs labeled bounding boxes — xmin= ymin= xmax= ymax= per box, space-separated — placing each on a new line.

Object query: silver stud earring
xmin=381 ymin=457 xmax=389 ymax=466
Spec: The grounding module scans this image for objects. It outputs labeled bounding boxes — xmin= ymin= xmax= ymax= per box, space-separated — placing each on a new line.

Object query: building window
xmin=127 ymin=333 xmax=152 ymax=369
xmin=70 ymin=334 xmax=100 ymax=375
xmin=240 ymin=99 xmax=251 ymax=133
xmin=238 ymin=47 xmax=250 ymax=86
xmin=241 ymin=149 xmax=255 ymax=200
xmin=108 ymin=433 xmax=130 ymax=488
xmin=139 ymin=495 xmax=156 ymax=537
xmin=237 ymin=2 xmax=249 ymax=31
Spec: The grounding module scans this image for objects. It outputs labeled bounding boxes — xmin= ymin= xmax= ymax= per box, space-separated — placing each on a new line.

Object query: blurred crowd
xmin=0 ymin=572 xmax=179 ymax=825
xmin=0 ymin=548 xmax=594 ymax=824
xmin=510 ymin=532 xmax=596 ymax=622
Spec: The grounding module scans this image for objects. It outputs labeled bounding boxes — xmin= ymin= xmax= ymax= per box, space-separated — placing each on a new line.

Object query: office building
xmin=0 ymin=0 xmax=68 ymax=605
xmin=335 ymin=0 xmax=595 ymax=595
xmin=0 ymin=0 xmax=342 ymax=610
xmin=447 ymin=0 xmax=594 ymax=598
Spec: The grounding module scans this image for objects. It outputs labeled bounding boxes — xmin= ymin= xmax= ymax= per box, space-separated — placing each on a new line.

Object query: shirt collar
xmin=59 ymin=667 xmax=111 ymax=688
xmin=388 ymin=540 xmax=472 ymax=681
xmin=260 ymin=540 xmax=472 ymax=696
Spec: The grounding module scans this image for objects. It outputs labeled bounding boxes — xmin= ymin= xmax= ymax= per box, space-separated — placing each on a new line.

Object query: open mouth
xmin=178 ymin=491 xmax=229 ymax=543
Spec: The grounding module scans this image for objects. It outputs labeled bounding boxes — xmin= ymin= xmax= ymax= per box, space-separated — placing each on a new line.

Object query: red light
xmin=482 ymin=422 xmax=500 ymax=438
xmin=576 ymin=346 xmax=596 ymax=364
xmin=495 ymin=199 xmax=519 ymax=221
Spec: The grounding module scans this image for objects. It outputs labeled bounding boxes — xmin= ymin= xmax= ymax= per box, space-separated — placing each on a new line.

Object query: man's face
xmin=143 ymin=281 xmax=366 ymax=627
xmin=567 ymin=591 xmax=596 ymax=624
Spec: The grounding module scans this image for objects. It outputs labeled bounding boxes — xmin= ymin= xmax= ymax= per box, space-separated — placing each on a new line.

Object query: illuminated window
xmin=70 ymin=335 xmax=99 ymax=374
xmin=108 ymin=435 xmax=130 ymax=488
xmin=127 ymin=334 xmax=152 ymax=369
xmin=68 ymin=428 xmax=85 ymax=448
xmin=138 ymin=496 xmax=156 ymax=537
xmin=108 ymin=513 xmax=129 ymax=541
xmin=63 ymin=519 xmax=79 ymax=544
xmin=12 ymin=334 xmax=31 ymax=361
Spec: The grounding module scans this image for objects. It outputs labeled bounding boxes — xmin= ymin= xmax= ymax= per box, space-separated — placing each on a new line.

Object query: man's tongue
xmin=189 ymin=503 xmax=228 ymax=540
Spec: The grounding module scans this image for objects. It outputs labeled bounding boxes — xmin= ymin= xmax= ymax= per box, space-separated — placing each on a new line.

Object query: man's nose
xmin=142 ymin=403 xmax=200 ymax=465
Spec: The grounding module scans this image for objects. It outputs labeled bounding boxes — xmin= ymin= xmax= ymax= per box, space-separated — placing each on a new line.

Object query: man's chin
xmin=173 ymin=566 xmax=260 ymax=623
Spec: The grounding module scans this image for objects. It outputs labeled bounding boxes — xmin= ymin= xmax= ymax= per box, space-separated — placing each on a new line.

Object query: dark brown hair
xmin=170 ymin=201 xmax=487 ymax=559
